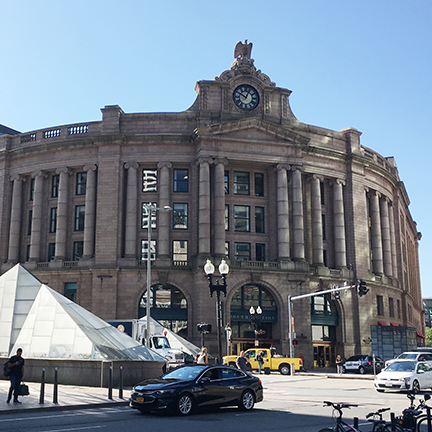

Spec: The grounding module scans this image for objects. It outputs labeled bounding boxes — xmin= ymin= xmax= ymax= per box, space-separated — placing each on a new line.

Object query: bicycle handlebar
xmin=365 ymin=407 xmax=390 ymax=419
xmin=323 ymin=401 xmax=358 ymax=409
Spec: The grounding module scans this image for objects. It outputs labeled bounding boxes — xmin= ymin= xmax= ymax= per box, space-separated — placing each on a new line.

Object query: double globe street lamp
xmin=203 ymin=258 xmax=229 ymax=364
xmin=249 ymin=305 xmax=262 ymax=346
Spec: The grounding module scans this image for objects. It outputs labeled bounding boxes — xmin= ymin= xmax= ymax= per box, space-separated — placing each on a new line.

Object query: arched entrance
xmin=229 ymin=284 xmax=278 ymax=355
xmin=139 ymin=284 xmax=188 ymax=338
xmin=311 ymin=294 xmax=340 ymax=368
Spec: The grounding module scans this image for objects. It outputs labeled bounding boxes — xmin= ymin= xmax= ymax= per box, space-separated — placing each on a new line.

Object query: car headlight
xmin=401 ymin=377 xmax=411 ymax=383
xmin=156 ymin=390 xmax=176 ymax=395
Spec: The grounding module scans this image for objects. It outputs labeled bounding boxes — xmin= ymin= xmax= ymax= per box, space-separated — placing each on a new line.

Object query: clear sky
xmin=1 ymin=1 xmax=431 ymax=295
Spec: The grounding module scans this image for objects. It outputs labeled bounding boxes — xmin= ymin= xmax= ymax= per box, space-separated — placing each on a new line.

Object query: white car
xmin=374 ymin=360 xmax=432 ymax=393
xmin=384 ymin=351 xmax=432 ymax=368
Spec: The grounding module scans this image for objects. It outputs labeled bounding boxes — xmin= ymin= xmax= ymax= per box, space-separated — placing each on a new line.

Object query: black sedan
xmin=129 ymin=364 xmax=263 ymax=415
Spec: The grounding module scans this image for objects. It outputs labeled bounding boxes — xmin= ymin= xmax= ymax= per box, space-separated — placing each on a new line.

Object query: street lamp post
xmin=249 ymin=306 xmax=262 ymax=346
xmin=143 ymin=203 xmax=171 ymax=348
xmin=203 ymin=258 xmax=229 ymax=364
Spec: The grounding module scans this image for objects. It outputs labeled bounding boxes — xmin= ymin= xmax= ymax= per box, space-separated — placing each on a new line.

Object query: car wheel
xmin=412 ymin=380 xmax=420 ymax=393
xmin=358 ymin=366 xmax=365 ymax=374
xmin=238 ymin=390 xmax=255 ymax=411
xmin=279 ymin=364 xmax=290 ymax=375
xmin=176 ymin=393 xmax=194 ymax=416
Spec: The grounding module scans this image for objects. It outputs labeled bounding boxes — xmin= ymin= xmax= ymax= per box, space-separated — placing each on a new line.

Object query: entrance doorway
xmin=313 ymin=343 xmax=336 ymax=368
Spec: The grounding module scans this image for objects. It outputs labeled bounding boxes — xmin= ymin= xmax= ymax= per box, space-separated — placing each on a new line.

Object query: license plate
xmin=136 ymin=397 xmax=144 ymax=402
xmin=385 ymin=382 xmax=393 ymax=387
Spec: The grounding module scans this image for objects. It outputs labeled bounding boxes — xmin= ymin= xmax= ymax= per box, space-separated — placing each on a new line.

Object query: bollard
xmin=119 ymin=366 xmax=123 ymax=399
xmin=427 ymin=406 xmax=431 ymax=432
xmin=353 ymin=417 xmax=359 ymax=430
xmin=290 ymin=362 xmax=295 ymax=375
xmin=39 ymin=368 xmax=45 ymax=404
xmin=108 ymin=364 xmax=113 ymax=400
xmin=53 ymin=367 xmax=58 ymax=404
xmin=390 ymin=412 xmax=396 ymax=431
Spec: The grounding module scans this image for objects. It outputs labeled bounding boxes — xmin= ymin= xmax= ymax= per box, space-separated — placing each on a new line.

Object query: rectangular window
xmin=141 ymin=240 xmax=156 ymax=260
xmin=173 ymin=203 xmax=188 ymax=229
xmin=255 ymin=207 xmax=265 ymax=233
xmin=48 ymin=243 xmax=55 ymax=261
xmin=29 ymin=178 xmax=35 ymax=201
xmin=234 ymin=242 xmax=251 ymax=261
xmin=51 ymin=174 xmax=59 ymax=198
xmin=142 ymin=169 xmax=157 ymax=192
xmin=377 ymin=295 xmax=384 ymax=316
xmin=76 ymin=172 xmax=87 ymax=195
xmin=320 ymin=182 xmax=325 ymax=205
xmin=233 ymin=171 xmax=250 ymax=195
xmin=26 ymin=244 xmax=30 ymax=261
xmin=322 ymin=214 xmax=326 ymax=240
xmin=173 ymin=169 xmax=188 ymax=192
xmin=73 ymin=241 xmax=83 ymax=260
xmin=389 ymin=297 xmax=394 ymax=318
xmin=173 ymin=240 xmax=188 ymax=261
xmin=49 ymin=207 xmax=57 ymax=233
xmin=74 ymin=205 xmax=85 ymax=231
xmin=64 ymin=282 xmax=77 ymax=302
xmin=225 ymin=205 xmax=229 ymax=231
xmin=224 ymin=170 xmax=229 ymax=194
xmin=397 ymin=299 xmax=401 ymax=319
xmin=254 ymin=173 xmax=264 ymax=196
xmin=225 ymin=241 xmax=230 ymax=258
xmin=142 ymin=203 xmax=157 ymax=229
xmin=234 ymin=205 xmax=250 ymax=232
xmin=27 ymin=210 xmax=32 ymax=235
xmin=256 ymin=243 xmax=265 ymax=261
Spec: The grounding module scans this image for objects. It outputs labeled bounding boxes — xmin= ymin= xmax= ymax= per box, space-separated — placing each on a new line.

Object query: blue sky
xmin=1 ymin=1 xmax=431 ymax=295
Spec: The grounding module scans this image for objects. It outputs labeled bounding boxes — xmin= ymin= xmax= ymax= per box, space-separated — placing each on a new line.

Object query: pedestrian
xmin=7 ymin=348 xmax=24 ymax=404
xmin=336 ymin=354 xmax=344 ymax=375
xmin=236 ymin=350 xmax=249 ymax=371
xmin=196 ymin=347 xmax=208 ymax=365
xmin=256 ymin=350 xmax=264 ymax=374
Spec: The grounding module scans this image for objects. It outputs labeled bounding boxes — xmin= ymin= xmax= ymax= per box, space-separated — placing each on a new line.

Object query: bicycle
xmin=365 ymin=407 xmax=404 ymax=432
xmin=318 ymin=400 xmax=360 ymax=432
xmin=393 ymin=392 xmax=431 ymax=432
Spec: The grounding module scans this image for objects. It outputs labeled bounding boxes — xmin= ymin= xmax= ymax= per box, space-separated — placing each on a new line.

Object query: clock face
xmin=233 ymin=84 xmax=259 ymax=111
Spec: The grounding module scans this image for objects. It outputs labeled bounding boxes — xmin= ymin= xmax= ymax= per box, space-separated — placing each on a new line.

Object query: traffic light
xmin=357 ymin=279 xmax=369 ymax=297
xmin=197 ymin=323 xmax=212 ymax=333
xmin=333 ymin=287 xmax=340 ymax=300
xmin=292 ymin=339 xmax=298 ymax=345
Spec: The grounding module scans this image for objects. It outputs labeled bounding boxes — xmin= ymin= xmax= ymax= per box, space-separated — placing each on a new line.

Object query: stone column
xmin=311 ymin=175 xmax=324 ymax=266
xmin=29 ymin=171 xmax=45 ymax=261
xmin=55 ymin=167 xmax=70 ymax=261
xmin=380 ymin=195 xmax=393 ymax=277
xmin=197 ymin=157 xmax=212 ymax=257
xmin=291 ymin=166 xmax=305 ymax=261
xmin=389 ymin=201 xmax=398 ymax=278
xmin=214 ymin=158 xmax=227 ymax=258
xmin=333 ymin=179 xmax=347 ymax=269
xmin=7 ymin=175 xmax=24 ymax=263
xmin=157 ymin=161 xmax=172 ymax=259
xmin=276 ymin=164 xmax=290 ymax=261
xmin=124 ymin=162 xmax=139 ymax=258
xmin=369 ymin=190 xmax=384 ymax=275
xmin=82 ymin=164 xmax=97 ymax=260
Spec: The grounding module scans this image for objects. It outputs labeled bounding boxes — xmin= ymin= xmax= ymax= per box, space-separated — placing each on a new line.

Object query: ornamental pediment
xmin=192 ymin=117 xmax=310 ymax=147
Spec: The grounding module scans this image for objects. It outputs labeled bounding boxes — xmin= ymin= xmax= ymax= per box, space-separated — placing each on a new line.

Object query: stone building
xmin=0 ymin=42 xmax=423 ymax=368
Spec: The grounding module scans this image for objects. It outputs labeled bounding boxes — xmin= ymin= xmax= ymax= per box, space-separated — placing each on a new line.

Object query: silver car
xmin=385 ymin=352 xmax=432 ymax=368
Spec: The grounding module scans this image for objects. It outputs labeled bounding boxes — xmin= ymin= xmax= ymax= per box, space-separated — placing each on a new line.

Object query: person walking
xmin=196 ymin=347 xmax=208 ymax=365
xmin=7 ymin=348 xmax=25 ymax=404
xmin=336 ymin=354 xmax=344 ymax=375
xmin=256 ymin=350 xmax=264 ymax=374
xmin=236 ymin=350 xmax=249 ymax=371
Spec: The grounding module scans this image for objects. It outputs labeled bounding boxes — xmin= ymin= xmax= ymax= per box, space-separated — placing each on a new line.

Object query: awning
xmin=378 ymin=321 xmax=387 ymax=326
xmin=416 ymin=331 xmax=426 ymax=339
xmin=390 ymin=322 xmax=398 ymax=326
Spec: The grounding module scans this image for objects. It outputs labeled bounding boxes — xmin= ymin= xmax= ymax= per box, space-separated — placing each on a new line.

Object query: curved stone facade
xmin=0 ymin=44 xmax=423 ymax=367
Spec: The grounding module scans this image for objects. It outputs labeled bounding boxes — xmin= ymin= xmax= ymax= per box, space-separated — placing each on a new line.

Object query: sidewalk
xmin=0 ymin=380 xmax=129 ymax=415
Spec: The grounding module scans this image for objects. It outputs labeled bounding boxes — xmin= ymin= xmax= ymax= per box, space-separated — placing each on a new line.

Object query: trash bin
xmin=264 ymin=367 xmax=270 ymax=375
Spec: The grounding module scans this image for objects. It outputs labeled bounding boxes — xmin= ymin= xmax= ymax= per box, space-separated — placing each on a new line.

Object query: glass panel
xmin=51 ymin=175 xmax=59 ymax=198
xmin=173 ymin=203 xmax=188 ymax=229
xmin=141 ymin=240 xmax=156 ymax=260
xmin=224 ymin=170 xmax=229 ymax=194
xmin=255 ymin=207 xmax=265 ymax=233
xmin=256 ymin=243 xmax=265 ymax=262
xmin=233 ymin=171 xmax=249 ymax=195
xmin=73 ymin=242 xmax=83 ymax=261
xmin=49 ymin=207 xmax=57 ymax=233
xmin=141 ymin=203 xmax=157 ymax=229
xmin=74 ymin=205 xmax=85 ymax=231
xmin=234 ymin=205 xmax=250 ymax=232
xmin=225 ymin=205 xmax=229 ymax=230
xmin=254 ymin=173 xmax=264 ymax=196
xmin=243 ymin=285 xmax=259 ymax=309
xmin=76 ymin=172 xmax=87 ymax=195
xmin=234 ymin=242 xmax=250 ymax=261
xmin=173 ymin=240 xmax=187 ymax=261
xmin=173 ymin=169 xmax=188 ymax=192
xmin=142 ymin=169 xmax=157 ymax=192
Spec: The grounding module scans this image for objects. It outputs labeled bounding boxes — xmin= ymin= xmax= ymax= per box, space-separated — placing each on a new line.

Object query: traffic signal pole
xmin=288 ymin=284 xmax=357 ymax=358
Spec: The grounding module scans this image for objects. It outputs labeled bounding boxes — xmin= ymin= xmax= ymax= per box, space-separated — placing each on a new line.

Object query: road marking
xmin=39 ymin=427 xmax=104 ymax=432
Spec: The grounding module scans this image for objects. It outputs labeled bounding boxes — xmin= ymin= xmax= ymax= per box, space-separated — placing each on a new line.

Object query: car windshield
xmin=386 ymin=362 xmax=416 ymax=372
xmin=162 ymin=365 xmax=205 ymax=381
xmin=397 ymin=353 xmax=418 ymax=360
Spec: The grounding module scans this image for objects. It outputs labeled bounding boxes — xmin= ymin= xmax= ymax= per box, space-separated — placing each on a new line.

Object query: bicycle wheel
xmin=381 ymin=424 xmax=405 ymax=432
xmin=317 ymin=429 xmax=335 ymax=432
xmin=417 ymin=417 xmax=432 ymax=432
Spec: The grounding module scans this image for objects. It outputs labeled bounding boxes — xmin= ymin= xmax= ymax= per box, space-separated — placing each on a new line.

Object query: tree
xmin=426 ymin=327 xmax=432 ymax=347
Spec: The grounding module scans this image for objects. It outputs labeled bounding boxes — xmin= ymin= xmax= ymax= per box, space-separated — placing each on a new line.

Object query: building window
xmin=142 ymin=203 xmax=157 ymax=229
xmin=173 ymin=240 xmax=188 ymax=261
xmin=26 ymin=244 xmax=30 ymax=261
xmin=233 ymin=171 xmax=249 ymax=195
xmin=27 ymin=210 xmax=32 ymax=236
xmin=408 ymin=304 xmax=413 ymax=323
xmin=225 ymin=241 xmax=230 ymax=258
xmin=74 ymin=205 xmax=85 ymax=231
xmin=256 ymin=243 xmax=265 ymax=261
xmin=64 ymin=282 xmax=77 ymax=302
xmin=51 ymin=174 xmax=59 ymax=198
xmin=224 ymin=171 xmax=229 ymax=194
xmin=73 ymin=241 xmax=83 ymax=261
xmin=322 ymin=214 xmax=326 ymax=240
xmin=29 ymin=178 xmax=35 ymax=201
xmin=234 ymin=242 xmax=251 ymax=261
xmin=234 ymin=205 xmax=250 ymax=232
xmin=49 ymin=207 xmax=57 ymax=233
xmin=173 ymin=203 xmax=188 ymax=229
xmin=320 ymin=181 xmax=325 ymax=205
xmin=48 ymin=243 xmax=55 ymax=261
xmin=389 ymin=297 xmax=394 ymax=318
xmin=173 ymin=169 xmax=188 ymax=192
xmin=323 ymin=249 xmax=328 ymax=267
xmin=76 ymin=172 xmax=87 ymax=195
xmin=141 ymin=240 xmax=156 ymax=261
xmin=377 ymin=295 xmax=384 ymax=316
xmin=225 ymin=205 xmax=229 ymax=231
xmin=254 ymin=173 xmax=264 ymax=196
xmin=142 ymin=169 xmax=157 ymax=192
xmin=397 ymin=299 xmax=401 ymax=319
xmin=255 ymin=207 xmax=265 ymax=233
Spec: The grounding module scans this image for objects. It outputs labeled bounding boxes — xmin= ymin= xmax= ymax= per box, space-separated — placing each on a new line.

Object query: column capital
xmin=196 ymin=157 xmax=213 ymax=166
xmin=124 ymin=162 xmax=139 ymax=170
xmin=214 ymin=157 xmax=228 ymax=166
xmin=291 ymin=164 xmax=304 ymax=172
xmin=55 ymin=166 xmax=71 ymax=175
xmin=31 ymin=170 xmax=47 ymax=179
xmin=157 ymin=161 xmax=172 ymax=169
xmin=84 ymin=164 xmax=97 ymax=172
xmin=367 ymin=190 xmax=381 ymax=199
xmin=274 ymin=163 xmax=290 ymax=172
xmin=9 ymin=174 xmax=25 ymax=182
xmin=307 ymin=174 xmax=324 ymax=182
xmin=331 ymin=178 xmax=346 ymax=186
